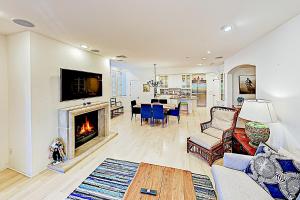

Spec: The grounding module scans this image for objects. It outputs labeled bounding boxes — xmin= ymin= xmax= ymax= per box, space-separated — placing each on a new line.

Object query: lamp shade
xmin=239 ymin=99 xmax=277 ymax=123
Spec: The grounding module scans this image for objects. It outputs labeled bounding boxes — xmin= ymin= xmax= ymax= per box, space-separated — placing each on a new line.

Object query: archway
xmin=226 ymin=64 xmax=256 ymax=107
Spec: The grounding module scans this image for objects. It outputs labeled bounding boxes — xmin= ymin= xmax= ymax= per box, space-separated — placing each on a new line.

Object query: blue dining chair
xmin=167 ymin=102 xmax=181 ymax=123
xmin=141 ymin=104 xmax=152 ymax=126
xmin=152 ymin=104 xmax=167 ymax=127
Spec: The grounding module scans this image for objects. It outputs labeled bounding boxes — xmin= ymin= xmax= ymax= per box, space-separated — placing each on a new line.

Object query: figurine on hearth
xmin=49 ymin=138 xmax=66 ymax=165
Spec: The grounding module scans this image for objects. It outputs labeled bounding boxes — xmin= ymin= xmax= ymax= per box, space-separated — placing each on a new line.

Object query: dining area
xmin=131 ymin=99 xmax=181 ymax=127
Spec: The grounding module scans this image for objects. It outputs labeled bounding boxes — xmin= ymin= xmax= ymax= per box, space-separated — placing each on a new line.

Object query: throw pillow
xmin=255 ymin=142 xmax=277 ymax=155
xmin=245 ymin=143 xmax=300 ymax=200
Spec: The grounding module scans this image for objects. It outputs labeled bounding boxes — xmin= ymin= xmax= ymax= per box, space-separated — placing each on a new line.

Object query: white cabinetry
xmin=168 ymin=75 xmax=181 ymax=88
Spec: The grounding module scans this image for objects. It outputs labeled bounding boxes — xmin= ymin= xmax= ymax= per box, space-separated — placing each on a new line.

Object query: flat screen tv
xmin=60 ymin=68 xmax=102 ymax=101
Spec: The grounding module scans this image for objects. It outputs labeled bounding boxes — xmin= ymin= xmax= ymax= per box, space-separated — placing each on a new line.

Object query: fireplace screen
xmin=75 ymin=110 xmax=98 ymax=148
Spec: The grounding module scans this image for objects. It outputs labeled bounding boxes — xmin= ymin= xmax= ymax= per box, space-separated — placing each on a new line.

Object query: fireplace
xmin=58 ymin=102 xmax=110 ymax=160
xmin=75 ymin=110 xmax=98 ymax=148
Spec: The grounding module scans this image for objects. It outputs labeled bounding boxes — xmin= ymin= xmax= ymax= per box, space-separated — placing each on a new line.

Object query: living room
xmin=0 ymin=1 xmax=300 ymax=200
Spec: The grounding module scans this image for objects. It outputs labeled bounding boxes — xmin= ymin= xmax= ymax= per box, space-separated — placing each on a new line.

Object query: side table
xmin=232 ymin=128 xmax=257 ymax=156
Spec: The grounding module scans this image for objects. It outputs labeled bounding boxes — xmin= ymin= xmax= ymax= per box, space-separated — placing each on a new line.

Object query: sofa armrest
xmin=223 ymin=153 xmax=253 ymax=171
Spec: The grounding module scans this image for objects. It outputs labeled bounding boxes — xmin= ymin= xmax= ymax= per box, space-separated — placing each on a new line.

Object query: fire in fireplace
xmin=75 ymin=110 xmax=98 ymax=148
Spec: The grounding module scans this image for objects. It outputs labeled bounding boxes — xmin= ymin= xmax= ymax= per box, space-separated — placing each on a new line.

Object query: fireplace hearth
xmin=75 ymin=110 xmax=98 ymax=148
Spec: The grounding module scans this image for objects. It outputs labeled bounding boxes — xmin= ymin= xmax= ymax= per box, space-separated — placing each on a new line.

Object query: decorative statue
xmin=49 ymin=138 xmax=66 ymax=165
xmin=237 ymin=96 xmax=245 ymax=106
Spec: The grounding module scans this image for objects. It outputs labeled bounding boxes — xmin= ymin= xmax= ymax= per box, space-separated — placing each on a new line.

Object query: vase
xmin=245 ymin=121 xmax=270 ymax=148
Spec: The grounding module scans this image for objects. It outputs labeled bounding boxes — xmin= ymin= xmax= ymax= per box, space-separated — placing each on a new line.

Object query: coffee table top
xmin=124 ymin=163 xmax=196 ymax=200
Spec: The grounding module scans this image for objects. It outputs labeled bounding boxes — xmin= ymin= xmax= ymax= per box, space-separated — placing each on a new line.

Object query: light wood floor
xmin=0 ymin=108 xmax=213 ymax=200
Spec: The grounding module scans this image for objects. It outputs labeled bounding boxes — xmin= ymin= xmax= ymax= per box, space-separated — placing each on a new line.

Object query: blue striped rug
xmin=66 ymin=158 xmax=216 ymax=200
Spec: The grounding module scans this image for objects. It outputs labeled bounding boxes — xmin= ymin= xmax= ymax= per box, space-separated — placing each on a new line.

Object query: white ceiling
xmin=1 ymin=0 xmax=300 ymax=68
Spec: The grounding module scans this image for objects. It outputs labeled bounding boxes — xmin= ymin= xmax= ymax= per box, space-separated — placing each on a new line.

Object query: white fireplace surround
xmin=58 ymin=102 xmax=109 ymax=160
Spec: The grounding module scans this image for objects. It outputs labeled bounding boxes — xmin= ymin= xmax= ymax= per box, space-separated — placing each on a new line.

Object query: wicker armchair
xmin=187 ymin=106 xmax=238 ymax=165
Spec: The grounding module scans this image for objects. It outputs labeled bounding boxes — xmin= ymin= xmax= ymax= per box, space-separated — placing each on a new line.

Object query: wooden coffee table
xmin=124 ymin=163 xmax=196 ymax=200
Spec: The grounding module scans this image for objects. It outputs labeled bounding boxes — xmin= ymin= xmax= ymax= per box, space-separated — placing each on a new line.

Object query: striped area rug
xmin=66 ymin=158 xmax=216 ymax=200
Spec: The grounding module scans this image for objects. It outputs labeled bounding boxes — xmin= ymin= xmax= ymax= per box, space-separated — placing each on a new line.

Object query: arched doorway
xmin=226 ymin=64 xmax=256 ymax=107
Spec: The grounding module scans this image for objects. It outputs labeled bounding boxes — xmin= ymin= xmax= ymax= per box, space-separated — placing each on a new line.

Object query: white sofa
xmin=212 ymin=153 xmax=274 ymax=200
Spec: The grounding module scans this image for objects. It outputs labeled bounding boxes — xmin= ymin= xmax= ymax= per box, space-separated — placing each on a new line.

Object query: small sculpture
xmin=49 ymin=138 xmax=66 ymax=165
xmin=237 ymin=97 xmax=245 ymax=106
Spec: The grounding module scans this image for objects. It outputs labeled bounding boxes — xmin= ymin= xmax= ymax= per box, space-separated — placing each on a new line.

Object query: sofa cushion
xmin=245 ymin=143 xmax=300 ymax=200
xmin=212 ymin=165 xmax=273 ymax=200
xmin=211 ymin=109 xmax=235 ymax=131
xmin=189 ymin=133 xmax=221 ymax=149
xmin=203 ymin=127 xmax=223 ymax=139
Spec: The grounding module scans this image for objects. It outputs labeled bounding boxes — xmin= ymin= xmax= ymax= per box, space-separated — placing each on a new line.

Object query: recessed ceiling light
xmin=207 ymin=51 xmax=211 ymax=54
xmin=197 ymin=63 xmax=203 ymax=66
xmin=12 ymin=18 xmax=34 ymax=27
xmin=91 ymin=49 xmax=100 ymax=53
xmin=221 ymin=25 xmax=232 ymax=32
xmin=80 ymin=44 xmax=88 ymax=49
xmin=215 ymin=56 xmax=223 ymax=59
xmin=201 ymin=57 xmax=207 ymax=60
xmin=116 ymin=55 xmax=128 ymax=59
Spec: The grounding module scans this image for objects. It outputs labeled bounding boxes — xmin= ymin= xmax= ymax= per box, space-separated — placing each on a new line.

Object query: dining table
xmin=133 ymin=103 xmax=177 ymax=110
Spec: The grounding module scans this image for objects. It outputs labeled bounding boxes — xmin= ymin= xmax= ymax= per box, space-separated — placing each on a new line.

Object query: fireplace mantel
xmin=58 ymin=102 xmax=109 ymax=160
xmin=49 ymin=102 xmax=117 ymax=173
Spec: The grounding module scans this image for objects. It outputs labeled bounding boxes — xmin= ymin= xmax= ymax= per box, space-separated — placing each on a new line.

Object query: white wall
xmin=6 ymin=31 xmax=111 ymax=176
xmin=0 ymin=34 xmax=9 ymax=171
xmin=7 ymin=32 xmax=33 ymax=175
xmin=30 ymin=32 xmax=111 ymax=176
xmin=229 ymin=66 xmax=256 ymax=106
xmin=224 ymin=14 xmax=300 ymax=154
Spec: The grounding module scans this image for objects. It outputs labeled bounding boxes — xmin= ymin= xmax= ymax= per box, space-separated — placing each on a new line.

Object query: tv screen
xmin=60 ymin=68 xmax=102 ymax=101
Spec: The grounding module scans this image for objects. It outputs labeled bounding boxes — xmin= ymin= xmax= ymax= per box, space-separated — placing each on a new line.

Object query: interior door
xmin=130 ymin=80 xmax=142 ymax=101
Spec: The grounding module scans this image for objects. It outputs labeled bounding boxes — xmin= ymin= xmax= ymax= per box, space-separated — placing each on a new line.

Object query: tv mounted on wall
xmin=60 ymin=68 xmax=102 ymax=102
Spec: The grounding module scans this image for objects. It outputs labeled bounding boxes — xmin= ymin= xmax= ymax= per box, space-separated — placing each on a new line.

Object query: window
xmin=111 ymin=70 xmax=126 ymax=97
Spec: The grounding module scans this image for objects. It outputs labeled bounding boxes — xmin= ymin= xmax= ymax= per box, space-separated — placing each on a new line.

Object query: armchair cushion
xmin=223 ymin=153 xmax=253 ymax=171
xmin=203 ymin=127 xmax=223 ymax=139
xmin=211 ymin=109 xmax=235 ymax=131
xmin=189 ymin=133 xmax=221 ymax=149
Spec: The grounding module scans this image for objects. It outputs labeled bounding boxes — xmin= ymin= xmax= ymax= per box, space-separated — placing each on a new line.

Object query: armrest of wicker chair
xmin=200 ymin=121 xmax=212 ymax=132
xmin=222 ymin=128 xmax=234 ymax=152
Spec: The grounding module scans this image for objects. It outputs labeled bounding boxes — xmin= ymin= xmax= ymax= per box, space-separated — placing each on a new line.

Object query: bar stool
xmin=180 ymin=101 xmax=189 ymax=114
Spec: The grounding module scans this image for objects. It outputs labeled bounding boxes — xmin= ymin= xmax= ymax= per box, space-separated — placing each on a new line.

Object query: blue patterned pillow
xmin=255 ymin=142 xmax=277 ymax=155
xmin=245 ymin=143 xmax=300 ymax=200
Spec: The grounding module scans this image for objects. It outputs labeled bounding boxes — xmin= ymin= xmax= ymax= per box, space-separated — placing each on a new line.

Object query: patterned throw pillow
xmin=245 ymin=143 xmax=300 ymax=200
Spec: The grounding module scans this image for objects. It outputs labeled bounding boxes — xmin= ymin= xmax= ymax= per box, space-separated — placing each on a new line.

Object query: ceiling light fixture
xmin=207 ymin=51 xmax=211 ymax=54
xmin=80 ymin=44 xmax=88 ymax=49
xmin=221 ymin=25 xmax=232 ymax=32
xmin=197 ymin=63 xmax=203 ymax=66
xmin=12 ymin=18 xmax=35 ymax=27
xmin=147 ymin=64 xmax=163 ymax=98
xmin=91 ymin=49 xmax=100 ymax=53
xmin=116 ymin=55 xmax=128 ymax=59
xmin=201 ymin=57 xmax=207 ymax=60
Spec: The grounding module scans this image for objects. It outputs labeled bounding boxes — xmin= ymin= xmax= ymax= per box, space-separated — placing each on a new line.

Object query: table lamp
xmin=239 ymin=99 xmax=277 ymax=148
